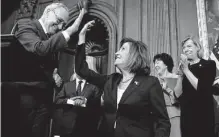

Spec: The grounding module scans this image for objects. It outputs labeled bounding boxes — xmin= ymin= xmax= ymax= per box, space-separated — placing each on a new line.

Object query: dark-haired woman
xmin=153 ymin=53 xmax=182 ymax=137
xmin=74 ymin=21 xmax=170 ymax=137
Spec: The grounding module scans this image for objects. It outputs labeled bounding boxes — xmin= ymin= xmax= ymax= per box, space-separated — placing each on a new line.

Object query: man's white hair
xmin=42 ymin=2 xmax=69 ymax=16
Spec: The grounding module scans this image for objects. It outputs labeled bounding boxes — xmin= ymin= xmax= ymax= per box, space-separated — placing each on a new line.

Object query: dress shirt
xmin=76 ymin=78 xmax=86 ymax=91
xmin=117 ymin=88 xmax=125 ymax=108
xmin=114 ymin=87 xmax=126 ymax=128
xmin=67 ymin=78 xmax=87 ymax=107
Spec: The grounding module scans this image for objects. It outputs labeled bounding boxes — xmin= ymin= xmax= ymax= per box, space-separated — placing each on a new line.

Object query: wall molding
xmin=67 ymin=0 xmax=118 ymax=74
xmin=117 ymin=0 xmax=124 ymax=51
xmin=138 ymin=0 xmax=143 ymax=41
xmin=196 ymin=0 xmax=209 ymax=59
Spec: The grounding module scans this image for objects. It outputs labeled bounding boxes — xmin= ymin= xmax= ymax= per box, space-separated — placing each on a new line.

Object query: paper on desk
xmin=67 ymin=99 xmax=86 ymax=107
xmin=164 ymin=77 xmax=178 ymax=90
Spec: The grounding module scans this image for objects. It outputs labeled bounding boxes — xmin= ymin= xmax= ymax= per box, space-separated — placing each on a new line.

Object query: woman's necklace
xmin=121 ymin=76 xmax=134 ymax=83
xmin=189 ymin=59 xmax=200 ymax=65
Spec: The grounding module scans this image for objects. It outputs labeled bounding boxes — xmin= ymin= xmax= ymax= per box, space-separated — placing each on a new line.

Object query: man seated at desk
xmin=54 ymin=55 xmax=102 ymax=137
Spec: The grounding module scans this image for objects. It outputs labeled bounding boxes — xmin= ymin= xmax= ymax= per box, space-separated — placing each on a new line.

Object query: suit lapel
xmin=34 ymin=20 xmax=49 ymax=40
xmin=112 ymin=74 xmax=122 ymax=104
xmin=119 ymin=76 xmax=140 ymax=104
xmin=80 ymin=82 xmax=90 ymax=96
xmin=68 ymin=80 xmax=77 ymax=97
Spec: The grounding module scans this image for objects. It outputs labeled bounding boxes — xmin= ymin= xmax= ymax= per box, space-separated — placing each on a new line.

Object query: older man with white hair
xmin=14 ymin=2 xmax=88 ymax=137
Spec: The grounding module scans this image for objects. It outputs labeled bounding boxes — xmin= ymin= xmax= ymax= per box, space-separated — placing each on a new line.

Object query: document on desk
xmin=164 ymin=77 xmax=178 ymax=90
xmin=67 ymin=99 xmax=86 ymax=107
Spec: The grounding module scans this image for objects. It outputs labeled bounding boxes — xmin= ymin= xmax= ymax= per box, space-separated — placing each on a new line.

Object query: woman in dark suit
xmin=75 ymin=21 xmax=170 ymax=137
xmin=179 ymin=35 xmax=216 ymax=137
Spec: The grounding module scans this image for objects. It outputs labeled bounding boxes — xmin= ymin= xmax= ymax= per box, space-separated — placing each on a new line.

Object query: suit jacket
xmin=54 ymin=80 xmax=101 ymax=135
xmin=10 ymin=19 xmax=68 ymax=137
xmin=75 ymin=44 xmax=171 ymax=137
xmin=14 ymin=19 xmax=68 ymax=82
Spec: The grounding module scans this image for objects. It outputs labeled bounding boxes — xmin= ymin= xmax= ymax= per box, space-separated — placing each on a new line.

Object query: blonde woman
xmin=179 ymin=35 xmax=216 ymax=137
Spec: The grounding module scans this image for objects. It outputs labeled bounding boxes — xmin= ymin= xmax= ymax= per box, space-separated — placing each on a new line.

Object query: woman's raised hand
xmin=79 ymin=20 xmax=95 ymax=36
xmin=179 ymin=54 xmax=189 ymax=71
xmin=78 ymin=20 xmax=95 ymax=45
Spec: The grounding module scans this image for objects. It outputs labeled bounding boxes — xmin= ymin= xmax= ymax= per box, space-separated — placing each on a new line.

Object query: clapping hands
xmin=69 ymin=96 xmax=87 ymax=106
xmin=53 ymin=68 xmax=63 ymax=87
xmin=179 ymin=54 xmax=189 ymax=72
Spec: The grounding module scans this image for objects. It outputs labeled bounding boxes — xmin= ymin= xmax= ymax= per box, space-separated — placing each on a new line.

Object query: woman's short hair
xmin=153 ymin=53 xmax=174 ymax=73
xmin=120 ymin=38 xmax=151 ymax=75
xmin=181 ymin=35 xmax=204 ymax=58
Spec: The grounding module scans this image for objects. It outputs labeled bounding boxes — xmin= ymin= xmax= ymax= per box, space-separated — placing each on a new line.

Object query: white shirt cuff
xmin=214 ymin=79 xmax=219 ymax=85
xmin=62 ymin=31 xmax=70 ymax=42
xmin=67 ymin=99 xmax=74 ymax=105
xmin=66 ymin=99 xmax=87 ymax=107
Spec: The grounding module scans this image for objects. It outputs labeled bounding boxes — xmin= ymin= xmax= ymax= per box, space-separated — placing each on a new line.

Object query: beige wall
xmin=1 ymin=0 xmax=200 ymax=75
xmin=1 ymin=0 xmax=199 ymax=44
xmin=177 ymin=0 xmax=199 ymax=42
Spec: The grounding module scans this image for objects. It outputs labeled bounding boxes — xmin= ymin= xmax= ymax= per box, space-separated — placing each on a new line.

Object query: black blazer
xmin=14 ymin=19 xmax=68 ymax=82
xmin=75 ymin=44 xmax=170 ymax=137
xmin=54 ymin=80 xmax=101 ymax=135
xmin=179 ymin=59 xmax=216 ymax=137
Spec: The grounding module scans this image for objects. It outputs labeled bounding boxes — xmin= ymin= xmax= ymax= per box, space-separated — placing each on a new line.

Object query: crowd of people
xmin=13 ymin=2 xmax=219 ymax=137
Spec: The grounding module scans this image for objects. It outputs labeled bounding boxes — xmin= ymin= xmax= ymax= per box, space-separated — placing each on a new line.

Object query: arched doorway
xmin=58 ymin=1 xmax=117 ymax=81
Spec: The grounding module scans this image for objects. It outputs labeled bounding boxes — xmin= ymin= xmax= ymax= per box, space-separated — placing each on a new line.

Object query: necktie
xmin=76 ymin=81 xmax=83 ymax=96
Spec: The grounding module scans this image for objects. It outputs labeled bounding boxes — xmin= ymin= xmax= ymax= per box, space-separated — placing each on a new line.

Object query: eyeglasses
xmin=48 ymin=9 xmax=67 ymax=29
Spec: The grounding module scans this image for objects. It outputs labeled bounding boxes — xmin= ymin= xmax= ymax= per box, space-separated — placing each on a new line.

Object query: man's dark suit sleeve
xmin=149 ymin=78 xmax=171 ymax=137
xmin=55 ymin=84 xmax=68 ymax=104
xmin=15 ymin=20 xmax=68 ymax=56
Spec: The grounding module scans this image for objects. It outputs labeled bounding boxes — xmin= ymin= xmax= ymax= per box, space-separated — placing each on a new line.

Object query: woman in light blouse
xmin=153 ymin=53 xmax=182 ymax=137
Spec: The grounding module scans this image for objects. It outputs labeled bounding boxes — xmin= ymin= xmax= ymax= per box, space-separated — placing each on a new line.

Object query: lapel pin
xmin=134 ymin=81 xmax=139 ymax=86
